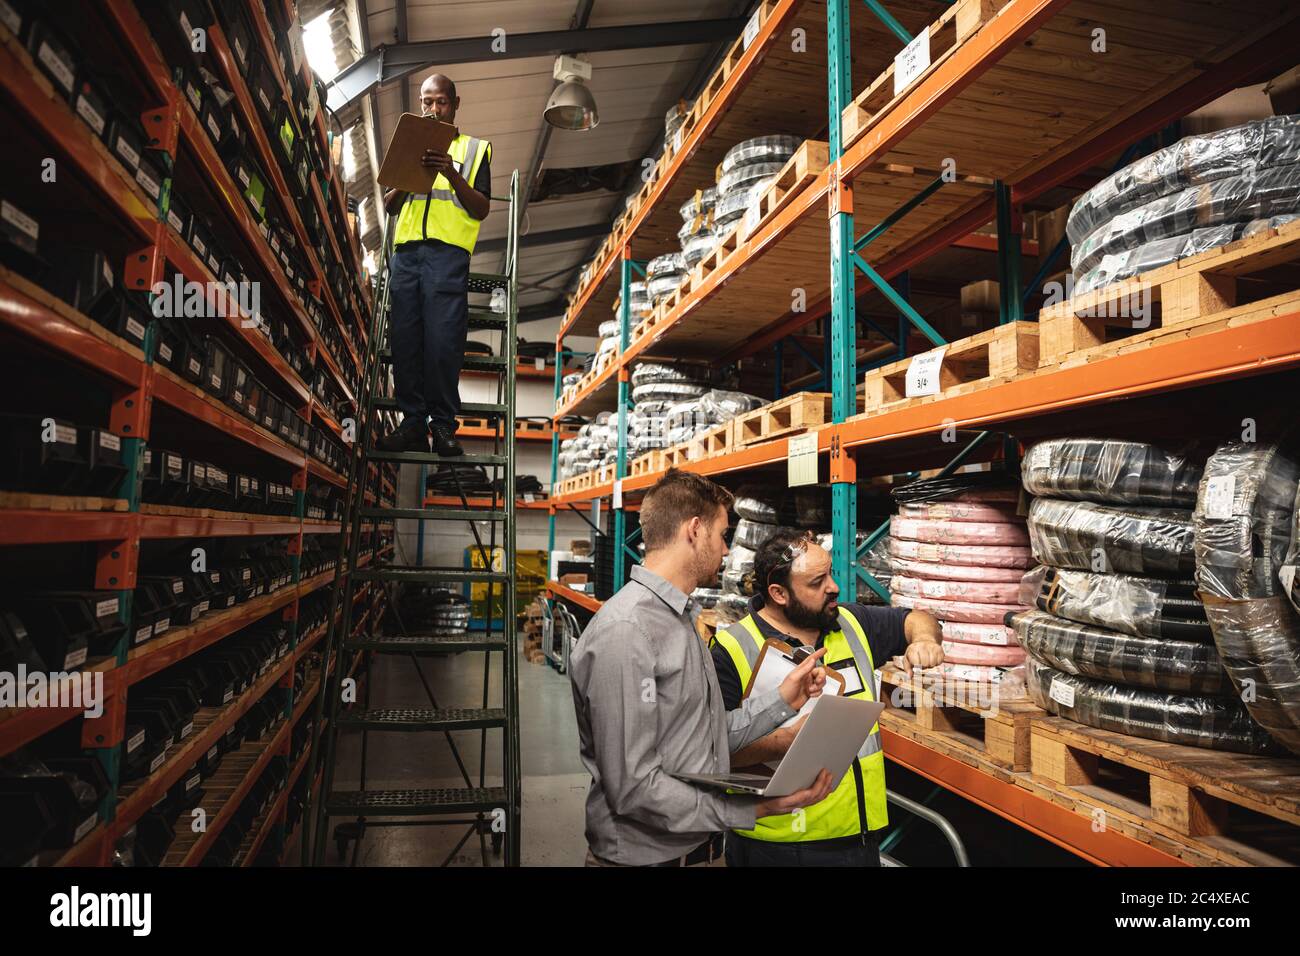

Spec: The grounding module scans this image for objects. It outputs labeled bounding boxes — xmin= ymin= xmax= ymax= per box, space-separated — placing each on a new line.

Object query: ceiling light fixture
xmin=544 ymin=54 xmax=598 ymax=131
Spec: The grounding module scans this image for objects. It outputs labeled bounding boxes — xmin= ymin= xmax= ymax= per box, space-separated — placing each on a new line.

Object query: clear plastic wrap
xmin=929 ymin=662 xmax=1020 ymax=684
xmin=597 ymin=319 xmax=619 ymax=339
xmin=630 ymin=381 xmax=709 ymax=405
xmin=698 ymin=389 xmax=765 ymax=423
xmin=1067 ymin=116 xmax=1300 ymax=244
xmin=720 ymin=135 xmax=801 ymax=175
xmin=942 ymin=641 xmax=1026 ymax=666
xmin=1010 ymin=609 xmax=1230 ymax=696
xmin=714 ymin=177 xmax=776 ymax=226
xmin=891 ymin=557 xmax=1025 ymax=583
xmin=892 ymin=476 xmax=1021 ymax=505
xmin=1020 ymin=564 xmax=1211 ymax=642
xmin=647 ymin=272 xmax=685 ymax=304
xmin=941 ymin=621 xmax=1017 ymax=646
xmin=888 ymin=538 xmax=1033 ymax=569
xmin=1284 ymin=481 xmax=1300 ymax=615
xmin=1193 ymin=439 xmax=1299 ymax=600
xmin=896 ymin=501 xmax=1021 ymax=523
xmin=785 ymin=486 xmax=830 ymax=527
xmin=691 ymin=588 xmax=722 ymax=609
xmin=718 ymin=160 xmax=786 ymax=199
xmin=647 ymin=252 xmax=686 ymax=278
xmin=679 ymin=187 xmax=718 ymax=222
xmin=725 ymin=544 xmax=757 ymax=576
xmin=683 ymin=229 xmax=721 ymax=267
xmin=1027 ymin=498 xmax=1195 ymax=576
xmin=562 ymin=372 xmax=581 ymax=390
xmin=733 ymin=484 xmax=781 ymax=523
xmin=891 ymin=574 xmax=1021 ymax=605
xmin=733 ymin=518 xmax=791 ymax=552
xmin=1024 ymin=656 xmax=1275 ymax=754
xmin=1074 ymin=216 xmax=1299 ymax=294
xmin=715 ymin=592 xmax=750 ymax=626
xmin=1022 ymin=438 xmax=1202 ymax=507
xmin=891 ymin=516 xmax=1029 ymax=546
xmin=889 ymin=592 xmax=1026 ymax=624
xmin=1071 ymin=164 xmax=1300 ymax=277
xmin=630 ymin=361 xmax=709 ymax=388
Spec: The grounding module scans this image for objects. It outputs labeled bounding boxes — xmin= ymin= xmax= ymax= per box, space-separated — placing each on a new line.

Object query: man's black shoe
xmin=376 ymin=420 xmax=430 ymax=453
xmin=431 ymin=426 xmax=464 ymax=457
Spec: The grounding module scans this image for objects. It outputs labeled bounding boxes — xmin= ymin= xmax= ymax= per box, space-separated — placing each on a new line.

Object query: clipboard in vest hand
xmin=377 ymin=113 xmax=460 ymax=193
xmin=743 ymin=639 xmax=845 ymax=731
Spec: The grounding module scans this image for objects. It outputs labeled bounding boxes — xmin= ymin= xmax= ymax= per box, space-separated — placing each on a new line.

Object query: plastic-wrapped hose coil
xmin=1066 ymin=115 xmax=1300 ymax=245
xmin=1195 ymin=438 xmax=1300 ymax=755
xmin=647 ymin=272 xmax=685 ymax=303
xmin=889 ymin=538 xmax=1033 ymax=569
xmin=1285 ymin=480 xmax=1300 ymax=615
xmin=1010 ymin=609 xmax=1231 ymax=696
xmin=892 ymin=476 xmax=1021 ymax=505
xmin=890 ymin=592 xmax=1026 ymax=625
xmin=733 ymin=485 xmax=781 ymax=523
xmin=630 ymin=361 xmax=710 ymax=388
xmin=646 ymin=252 xmax=686 ymax=278
xmin=718 ymin=160 xmax=786 ymax=199
xmin=721 ymin=135 xmax=801 ymax=175
xmin=714 ymin=178 xmax=776 ymax=226
xmin=941 ymin=621 xmax=1018 ymax=646
xmin=1021 ymin=565 xmax=1211 ymax=642
xmin=891 ymin=516 xmax=1029 ymax=547
xmin=1071 ymin=164 xmax=1300 ymax=278
xmin=679 ymin=187 xmax=718 ymax=222
xmin=897 ymin=501 xmax=1021 ymax=523
xmin=1022 ymin=438 xmax=1202 ymax=507
xmin=943 ymin=641 xmax=1026 ymax=666
xmin=1024 ymin=657 xmax=1275 ymax=754
xmin=1027 ymin=498 xmax=1195 ymax=576
xmin=630 ymin=381 xmax=710 ymax=405
xmin=724 ymin=544 xmax=757 ymax=575
xmin=891 ymin=574 xmax=1022 ymax=605
xmin=683 ymin=230 xmax=721 ymax=267
xmin=891 ymin=558 xmax=1025 ymax=583
xmin=733 ymin=518 xmax=791 ymax=552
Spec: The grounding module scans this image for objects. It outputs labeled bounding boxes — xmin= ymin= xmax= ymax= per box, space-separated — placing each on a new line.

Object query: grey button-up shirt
xmin=570 ymin=564 xmax=796 ymax=865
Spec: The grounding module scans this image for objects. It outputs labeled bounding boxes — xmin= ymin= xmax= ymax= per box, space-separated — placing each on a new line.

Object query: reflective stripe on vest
xmin=711 ymin=610 xmax=888 ymax=841
xmin=393 ymin=134 xmax=490 ymax=253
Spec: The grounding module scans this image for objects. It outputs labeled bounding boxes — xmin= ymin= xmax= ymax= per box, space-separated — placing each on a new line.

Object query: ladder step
xmin=337 ymin=707 xmax=507 ymax=732
xmin=377 ymin=350 xmax=508 ymax=374
xmin=467 ymin=273 xmax=509 ymax=294
xmin=353 ymin=566 xmax=512 ymax=584
xmin=358 ymin=506 xmax=507 ymax=522
xmin=365 ymin=450 xmax=508 ymax=466
xmin=370 ymin=398 xmax=509 ymax=416
xmin=325 ymin=786 xmax=508 ymax=815
xmin=345 ymin=632 xmax=509 ymax=654
xmin=468 ymin=307 xmax=507 ymax=329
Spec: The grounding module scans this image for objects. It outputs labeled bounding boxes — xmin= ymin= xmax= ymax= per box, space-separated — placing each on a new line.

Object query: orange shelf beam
xmin=547 ymin=580 xmax=602 ymax=613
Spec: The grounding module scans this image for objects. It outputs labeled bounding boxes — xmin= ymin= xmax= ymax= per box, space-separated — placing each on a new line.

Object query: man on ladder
xmin=711 ymin=529 xmax=944 ymax=866
xmin=377 ymin=73 xmax=492 ymax=457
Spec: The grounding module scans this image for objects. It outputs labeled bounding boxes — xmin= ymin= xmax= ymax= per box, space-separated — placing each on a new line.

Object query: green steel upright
xmin=304 ymin=171 xmax=523 ymax=867
xmin=612 ymin=252 xmax=634 ymax=591
xmin=827 ymin=0 xmax=859 ymax=600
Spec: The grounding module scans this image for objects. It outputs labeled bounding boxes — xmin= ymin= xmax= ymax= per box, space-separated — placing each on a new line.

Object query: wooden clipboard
xmin=377 ymin=113 xmax=459 ymax=193
xmin=742 ymin=638 xmax=846 ymax=730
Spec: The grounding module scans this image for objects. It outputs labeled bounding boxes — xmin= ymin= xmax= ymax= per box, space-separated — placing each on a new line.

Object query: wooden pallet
xmin=734 ymin=391 xmax=832 ymax=446
xmin=0 ymin=491 xmax=129 ymax=512
xmin=693 ymin=0 xmax=778 ymax=121
xmin=841 ymin=0 xmax=1004 ymax=148
xmin=1039 ymin=218 xmax=1300 ymax=369
xmin=1029 ymin=717 xmax=1300 ymax=867
xmin=703 ymin=420 xmax=735 ymax=458
xmin=859 ymin=321 xmax=1039 ymax=414
xmin=629 ymin=451 xmax=661 ymax=477
xmin=879 ymin=665 xmax=1042 ymax=771
xmin=739 ymin=140 xmax=829 ymax=242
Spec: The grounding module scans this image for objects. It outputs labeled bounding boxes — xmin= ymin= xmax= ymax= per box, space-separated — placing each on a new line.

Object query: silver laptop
xmin=674 ymin=694 xmax=885 ymax=797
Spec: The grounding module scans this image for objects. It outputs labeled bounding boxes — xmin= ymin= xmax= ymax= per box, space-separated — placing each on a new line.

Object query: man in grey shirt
xmin=570 ymin=470 xmax=833 ymax=866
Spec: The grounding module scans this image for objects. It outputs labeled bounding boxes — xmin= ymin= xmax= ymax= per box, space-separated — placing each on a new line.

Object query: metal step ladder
xmin=303 ymin=171 xmax=522 ymax=867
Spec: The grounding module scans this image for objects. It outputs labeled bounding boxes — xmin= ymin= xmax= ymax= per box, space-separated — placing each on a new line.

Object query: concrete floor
xmin=316 ymin=642 xmax=589 ymax=867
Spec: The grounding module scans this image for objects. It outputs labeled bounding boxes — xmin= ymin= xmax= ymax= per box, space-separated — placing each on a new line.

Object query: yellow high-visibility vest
xmin=392 ymin=133 xmax=491 ymax=253
xmin=712 ymin=609 xmax=888 ymax=841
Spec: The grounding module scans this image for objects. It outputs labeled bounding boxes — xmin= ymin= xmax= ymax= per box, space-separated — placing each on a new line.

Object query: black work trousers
xmin=725 ymin=832 xmax=882 ymax=867
xmin=388 ymin=240 xmax=469 ymax=431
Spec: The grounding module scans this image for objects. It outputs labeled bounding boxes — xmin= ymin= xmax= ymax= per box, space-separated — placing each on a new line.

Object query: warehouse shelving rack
xmin=0 ymin=1 xmax=389 ymax=866
xmin=547 ymin=0 xmax=1300 ymax=865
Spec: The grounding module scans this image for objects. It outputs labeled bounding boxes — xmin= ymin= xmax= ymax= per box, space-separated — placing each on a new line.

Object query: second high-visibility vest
xmin=712 ymin=610 xmax=888 ymax=842
xmin=392 ymin=133 xmax=491 ymax=253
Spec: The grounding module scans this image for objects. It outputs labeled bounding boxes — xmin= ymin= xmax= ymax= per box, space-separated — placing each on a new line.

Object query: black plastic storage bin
xmin=0 ymin=414 xmax=87 ymax=495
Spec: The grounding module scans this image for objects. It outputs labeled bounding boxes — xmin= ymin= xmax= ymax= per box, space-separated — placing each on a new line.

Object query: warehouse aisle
xmin=307 ymin=646 xmax=587 ymax=866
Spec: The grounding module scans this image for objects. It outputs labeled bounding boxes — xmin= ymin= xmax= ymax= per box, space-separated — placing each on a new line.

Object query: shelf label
xmin=523 ymin=492 xmax=536 ymax=503
xmin=904 ymin=346 xmax=946 ymax=397
xmin=672 ymin=126 xmax=684 ymax=155
xmin=1204 ymin=475 xmax=1236 ymax=520
xmin=37 ymin=41 xmax=75 ymax=94
xmin=742 ymin=202 xmax=761 ymax=237
xmin=1048 ymin=678 xmax=1075 ymax=709
xmin=742 ymin=9 xmax=762 ymax=50
xmin=76 ymin=95 xmax=107 ymax=136
xmin=894 ymin=29 xmax=931 ymax=96
xmin=787 ymin=432 xmax=818 ymax=487
xmin=1 ymin=200 xmax=39 ymax=242
xmin=613 ymin=479 xmax=624 ymax=510
xmin=98 ymin=431 xmax=120 ymax=452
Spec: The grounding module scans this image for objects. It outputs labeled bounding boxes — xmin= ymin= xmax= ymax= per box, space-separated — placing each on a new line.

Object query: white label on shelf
xmin=787 ymin=432 xmax=819 ymax=487
xmin=184 ymin=82 xmax=201 ymax=112
xmin=534 ymin=356 xmax=545 ymax=371
xmin=613 ymin=479 xmax=624 ymax=510
xmin=207 ymin=745 xmax=220 ymax=763
xmin=233 ymin=33 xmax=246 ymax=63
xmin=236 ymin=166 xmax=250 ymax=189
xmin=166 ymin=207 xmax=184 ymax=233
xmin=195 ymin=600 xmax=209 ymax=616
xmin=894 ymin=29 xmax=931 ymax=96
xmin=210 ymin=372 xmax=222 ymax=390
xmin=191 ymin=233 xmax=207 ymax=257
xmin=134 ymin=625 xmax=151 ymax=645
xmin=76 ymin=94 xmax=107 ymax=136
xmin=126 ymin=316 xmax=147 ymax=341
xmin=905 ymin=346 xmax=947 ymax=397
xmin=53 ymin=424 xmax=76 ymax=445
xmin=114 ymin=136 xmax=140 ymax=170
xmin=155 ymin=618 xmax=169 ymax=635
xmin=188 ymin=356 xmax=202 ymax=377
xmin=135 ymin=166 xmax=161 ymax=200
xmin=37 ymin=41 xmax=74 ymax=93
xmin=178 ymin=11 xmax=193 ymax=41
xmin=1204 ymin=475 xmax=1236 ymax=520
xmin=181 ymin=721 xmax=194 ymax=739
xmin=0 ymin=2 xmax=20 ymax=33
xmin=257 ymin=87 xmax=272 ymax=115
xmin=185 ymin=773 xmax=200 ymax=792
xmin=63 ymin=646 xmax=88 ymax=669
xmin=742 ymin=9 xmax=762 ymax=50
xmin=149 ymin=752 xmax=166 ymax=773
xmin=222 ymin=688 xmax=234 ymax=703
xmin=241 ymin=568 xmax=250 ymax=582
xmin=672 ymin=126 xmax=684 ymax=155
xmin=192 ymin=464 xmax=206 ymax=480
xmin=206 ymin=113 xmax=222 ymax=141
xmin=74 ymin=813 xmax=98 ymax=843
xmin=172 ymin=580 xmax=184 ymax=594
xmin=157 ymin=341 xmax=173 ymax=362
xmin=95 ymin=597 xmax=119 ymax=618
xmin=98 ymin=431 xmax=120 ymax=451
xmin=127 ymin=730 xmax=146 ymax=754
xmin=209 ymin=572 xmax=220 ymax=584
xmin=166 ymin=453 xmax=182 ymax=473
xmin=1 ymin=200 xmax=38 ymax=242
xmin=523 ymin=492 xmax=536 ymax=503
xmin=1049 ymin=677 xmax=1075 ymax=709
xmin=742 ymin=201 xmax=761 ymax=237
